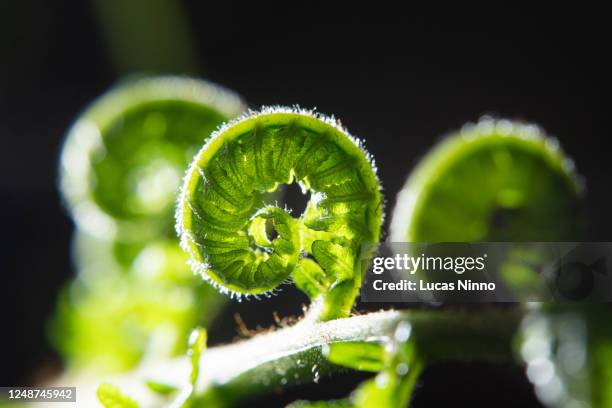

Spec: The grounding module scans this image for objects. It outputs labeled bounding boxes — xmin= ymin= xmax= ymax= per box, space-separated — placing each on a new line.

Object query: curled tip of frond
xmin=175 ymin=105 xmax=384 ymax=302
xmin=390 ymin=116 xmax=584 ymax=242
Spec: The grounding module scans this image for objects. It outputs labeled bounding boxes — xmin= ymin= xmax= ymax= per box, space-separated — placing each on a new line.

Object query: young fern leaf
xmin=97 ymin=383 xmax=139 ymax=408
xmin=389 ymin=117 xmax=585 ymax=303
xmin=348 ymin=322 xmax=422 ymax=408
xmin=176 ymin=107 xmax=383 ymax=320
xmin=291 ymin=321 xmax=422 ymax=408
xmin=60 ymin=76 xmax=246 ymax=242
xmin=55 ymin=76 xmax=244 ymax=373
xmin=390 ymin=117 xmax=583 ymax=243
xmin=324 ymin=341 xmax=387 ymax=372
xmin=188 ymin=327 xmax=207 ymax=387
xmin=166 ymin=327 xmax=208 ymax=408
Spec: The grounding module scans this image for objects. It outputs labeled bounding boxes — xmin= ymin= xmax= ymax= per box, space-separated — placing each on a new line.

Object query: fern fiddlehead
xmin=60 ymin=76 xmax=246 ymax=243
xmin=55 ymin=76 xmax=245 ymax=373
xmin=176 ymin=107 xmax=383 ymax=320
xmin=390 ymin=117 xmax=583 ymax=243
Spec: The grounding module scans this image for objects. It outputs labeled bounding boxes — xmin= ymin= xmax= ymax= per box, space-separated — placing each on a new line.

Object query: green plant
xmin=54 ymin=79 xmax=608 ymax=408
xmin=54 ymin=76 xmax=244 ymax=373
xmin=390 ymin=117 xmax=583 ymax=242
xmin=176 ymin=108 xmax=382 ymax=321
xmin=60 ymin=76 xmax=245 ymax=242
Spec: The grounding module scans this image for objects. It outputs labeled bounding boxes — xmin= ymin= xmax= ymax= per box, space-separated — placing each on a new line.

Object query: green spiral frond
xmin=390 ymin=117 xmax=584 ymax=242
xmin=60 ymin=76 xmax=246 ymax=242
xmin=55 ymin=76 xmax=244 ymax=372
xmin=176 ymin=107 xmax=383 ymax=319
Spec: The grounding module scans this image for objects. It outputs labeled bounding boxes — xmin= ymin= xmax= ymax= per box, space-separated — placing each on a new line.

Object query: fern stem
xmin=190 ymin=307 xmax=523 ymax=406
xmin=73 ymin=307 xmax=524 ymax=406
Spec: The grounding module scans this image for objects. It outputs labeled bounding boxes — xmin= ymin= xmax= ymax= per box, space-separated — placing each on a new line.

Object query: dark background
xmin=0 ymin=1 xmax=610 ymax=407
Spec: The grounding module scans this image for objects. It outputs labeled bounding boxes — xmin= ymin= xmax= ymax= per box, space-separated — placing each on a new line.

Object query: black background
xmin=0 ymin=1 xmax=610 ymax=407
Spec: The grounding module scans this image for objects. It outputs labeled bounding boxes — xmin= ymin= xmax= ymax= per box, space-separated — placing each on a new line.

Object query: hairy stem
xmin=190 ymin=306 xmax=522 ymax=406
xmin=70 ymin=307 xmax=524 ymax=406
